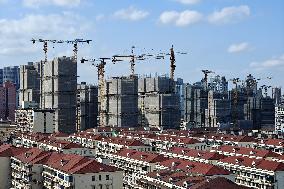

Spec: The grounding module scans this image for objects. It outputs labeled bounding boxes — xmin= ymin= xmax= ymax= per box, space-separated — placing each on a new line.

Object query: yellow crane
xmin=81 ymin=57 xmax=111 ymax=127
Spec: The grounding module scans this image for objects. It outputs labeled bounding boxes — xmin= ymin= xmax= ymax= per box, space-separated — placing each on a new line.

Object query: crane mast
xmin=81 ymin=57 xmax=111 ymax=127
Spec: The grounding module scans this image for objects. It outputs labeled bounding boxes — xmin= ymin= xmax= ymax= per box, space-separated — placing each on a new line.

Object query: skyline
xmin=0 ymin=0 xmax=283 ymax=89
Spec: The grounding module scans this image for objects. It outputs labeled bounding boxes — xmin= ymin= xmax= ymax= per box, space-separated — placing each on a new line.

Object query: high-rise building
xmin=15 ymin=109 xmax=55 ymax=133
xmin=275 ymin=103 xmax=284 ymax=133
xmin=103 ymin=76 xmax=138 ymax=127
xmin=138 ymin=76 xmax=180 ymax=129
xmin=19 ymin=62 xmax=41 ymax=107
xmin=2 ymin=66 xmax=20 ymax=89
xmin=76 ymin=82 xmax=98 ymax=131
xmin=260 ymin=97 xmax=275 ymax=131
xmin=0 ymin=69 xmax=3 ymax=85
xmin=175 ymin=78 xmax=184 ymax=118
xmin=208 ymin=75 xmax=228 ymax=93
xmin=206 ymin=90 xmax=230 ymax=127
xmin=272 ymin=87 xmax=282 ymax=105
xmin=183 ymin=84 xmax=208 ymax=127
xmin=41 ymin=56 xmax=77 ymax=133
xmin=0 ymin=81 xmax=16 ymax=121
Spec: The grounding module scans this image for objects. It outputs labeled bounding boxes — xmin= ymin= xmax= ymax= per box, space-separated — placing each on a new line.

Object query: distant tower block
xmin=41 ymin=56 xmax=77 ymax=133
xmin=103 ymin=76 xmax=139 ymax=127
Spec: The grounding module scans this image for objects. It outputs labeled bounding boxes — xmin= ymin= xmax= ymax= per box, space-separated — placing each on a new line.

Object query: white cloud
xmin=250 ymin=54 xmax=284 ymax=69
xmin=96 ymin=14 xmax=105 ymax=21
xmin=159 ymin=10 xmax=203 ymax=27
xmin=113 ymin=6 xmax=149 ymax=21
xmin=0 ymin=0 xmax=7 ymax=3
xmin=22 ymin=0 xmax=81 ymax=8
xmin=175 ymin=0 xmax=201 ymax=5
xmin=0 ymin=13 xmax=92 ymax=56
xmin=228 ymin=42 xmax=250 ymax=53
xmin=208 ymin=5 xmax=250 ymax=24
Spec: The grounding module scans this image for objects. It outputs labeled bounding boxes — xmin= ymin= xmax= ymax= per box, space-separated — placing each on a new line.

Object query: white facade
xmin=43 ymin=168 xmax=123 ymax=189
xmin=275 ymin=105 xmax=284 ymax=133
xmin=15 ymin=109 xmax=55 ymax=133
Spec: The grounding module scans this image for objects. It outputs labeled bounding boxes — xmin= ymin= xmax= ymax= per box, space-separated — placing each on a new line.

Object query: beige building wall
xmin=0 ymin=157 xmax=11 ymax=189
xmin=74 ymin=171 xmax=124 ymax=189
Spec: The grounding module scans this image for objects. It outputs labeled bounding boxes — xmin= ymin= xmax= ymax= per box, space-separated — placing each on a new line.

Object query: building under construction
xmin=76 ymin=82 xmax=98 ymax=131
xmin=101 ymin=76 xmax=138 ymax=127
xmin=138 ymin=76 xmax=180 ymax=129
xmin=41 ymin=56 xmax=77 ymax=133
xmin=206 ymin=90 xmax=230 ymax=127
xmin=19 ymin=62 xmax=41 ymax=107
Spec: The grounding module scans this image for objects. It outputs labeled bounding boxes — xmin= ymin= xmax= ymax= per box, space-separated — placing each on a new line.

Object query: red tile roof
xmin=100 ymin=137 xmax=147 ymax=147
xmin=44 ymin=153 xmax=117 ymax=174
xmin=213 ymin=145 xmax=279 ymax=158
xmin=189 ymin=177 xmax=250 ymax=189
xmin=168 ymin=147 xmax=225 ymax=160
xmin=0 ymin=144 xmax=29 ymax=157
xmin=40 ymin=138 xmax=83 ymax=149
xmin=220 ymin=156 xmax=284 ymax=171
xmin=260 ymin=139 xmax=284 ymax=147
xmin=117 ymin=149 xmax=168 ymax=163
xmin=159 ymin=158 xmax=231 ymax=176
xmin=14 ymin=148 xmax=51 ymax=164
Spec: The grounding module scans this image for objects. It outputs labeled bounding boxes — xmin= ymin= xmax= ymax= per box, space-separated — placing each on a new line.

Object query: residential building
xmin=0 ymin=81 xmax=16 ymax=121
xmin=76 ymin=82 xmax=98 ymax=131
xmin=15 ymin=109 xmax=55 ymax=133
xmin=104 ymin=148 xmax=168 ymax=187
xmin=11 ymin=148 xmax=51 ymax=189
xmin=19 ymin=62 xmax=41 ymax=107
xmin=275 ymin=103 xmax=284 ymax=133
xmin=183 ymin=84 xmax=208 ymax=127
xmin=2 ymin=66 xmax=20 ymax=89
xmin=206 ymin=91 xmax=230 ymax=127
xmin=0 ymin=144 xmax=28 ymax=189
xmin=0 ymin=121 xmax=16 ymax=143
xmin=217 ymin=156 xmax=284 ymax=189
xmin=0 ymin=69 xmax=3 ymax=85
xmin=42 ymin=153 xmax=123 ymax=189
xmin=103 ymin=76 xmax=139 ymax=127
xmin=41 ymin=56 xmax=77 ymax=133
xmin=138 ymin=76 xmax=180 ymax=129
xmin=272 ymin=87 xmax=281 ymax=105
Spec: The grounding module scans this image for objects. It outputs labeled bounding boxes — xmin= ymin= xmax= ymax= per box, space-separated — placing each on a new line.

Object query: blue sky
xmin=0 ymin=0 xmax=283 ymax=88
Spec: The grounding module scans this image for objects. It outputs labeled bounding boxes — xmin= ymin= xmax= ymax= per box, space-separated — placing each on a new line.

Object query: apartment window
xmin=106 ymin=175 xmax=110 ymax=180
xmin=99 ymin=175 xmax=102 ymax=181
xmin=99 ymin=184 xmax=103 ymax=189
xmin=92 ymin=176 xmax=95 ymax=181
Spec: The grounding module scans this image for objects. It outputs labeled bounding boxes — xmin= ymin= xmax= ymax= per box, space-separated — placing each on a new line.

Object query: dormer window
xmin=60 ymin=159 xmax=68 ymax=166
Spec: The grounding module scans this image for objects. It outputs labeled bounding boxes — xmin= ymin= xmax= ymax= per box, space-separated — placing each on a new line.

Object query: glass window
xmin=92 ymin=176 xmax=95 ymax=181
xmin=99 ymin=175 xmax=102 ymax=181
xmin=106 ymin=175 xmax=110 ymax=180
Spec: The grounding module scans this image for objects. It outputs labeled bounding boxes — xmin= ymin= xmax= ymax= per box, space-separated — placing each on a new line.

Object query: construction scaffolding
xmin=41 ymin=56 xmax=77 ymax=133
xmin=138 ymin=76 xmax=180 ymax=129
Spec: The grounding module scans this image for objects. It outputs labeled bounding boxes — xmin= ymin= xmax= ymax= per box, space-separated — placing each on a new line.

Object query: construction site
xmin=1 ymin=38 xmax=277 ymax=134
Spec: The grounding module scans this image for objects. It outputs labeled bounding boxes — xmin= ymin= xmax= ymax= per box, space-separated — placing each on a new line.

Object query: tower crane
xmin=112 ymin=46 xmax=158 ymax=76
xmin=81 ymin=57 xmax=111 ymax=127
xmin=260 ymin=85 xmax=272 ymax=98
xmin=31 ymin=38 xmax=58 ymax=108
xmin=164 ymin=45 xmax=187 ymax=80
xmin=31 ymin=38 xmax=57 ymax=62
xmin=201 ymin=70 xmax=215 ymax=90
xmin=229 ymin=78 xmax=242 ymax=128
xmin=63 ymin=39 xmax=92 ymax=62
